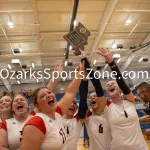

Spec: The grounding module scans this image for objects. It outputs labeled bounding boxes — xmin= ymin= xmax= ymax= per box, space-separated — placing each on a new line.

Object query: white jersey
xmin=0 ymin=115 xmax=31 ymax=150
xmin=61 ymin=115 xmax=82 ymax=150
xmin=85 ymin=111 xmax=111 ymax=150
xmin=104 ymin=100 xmax=148 ymax=150
xmin=25 ymin=111 xmax=67 ymax=150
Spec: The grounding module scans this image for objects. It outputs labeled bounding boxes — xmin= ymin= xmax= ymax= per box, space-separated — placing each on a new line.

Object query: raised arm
xmin=57 ymin=61 xmax=85 ymax=115
xmin=80 ymin=51 xmax=107 ymax=110
xmin=78 ymin=80 xmax=89 ymax=125
xmin=47 ymin=63 xmax=63 ymax=93
xmin=97 ymin=48 xmax=135 ymax=103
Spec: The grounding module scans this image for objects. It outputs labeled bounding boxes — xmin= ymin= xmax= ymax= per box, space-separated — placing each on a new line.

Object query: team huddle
xmin=0 ymin=48 xmax=149 ymax=150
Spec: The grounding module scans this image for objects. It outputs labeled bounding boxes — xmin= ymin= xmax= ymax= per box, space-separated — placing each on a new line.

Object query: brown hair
xmin=135 ymin=82 xmax=150 ymax=92
xmin=32 ymin=87 xmax=48 ymax=105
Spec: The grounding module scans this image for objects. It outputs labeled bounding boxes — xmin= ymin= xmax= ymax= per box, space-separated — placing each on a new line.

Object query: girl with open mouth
xmin=96 ymin=47 xmax=148 ymax=150
xmin=0 ymin=94 xmax=31 ymax=150
xmin=20 ymin=61 xmax=86 ymax=150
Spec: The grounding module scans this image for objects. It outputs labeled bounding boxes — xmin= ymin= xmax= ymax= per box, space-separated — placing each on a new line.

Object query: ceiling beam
xmin=89 ymin=0 xmax=119 ymax=60
xmin=0 ymin=0 xmax=29 ymax=3
xmin=32 ymin=0 xmax=45 ymax=84
xmin=0 ymin=78 xmax=11 ymax=92
xmin=120 ymin=33 xmax=150 ymax=72
xmin=0 ymin=40 xmax=37 ymax=43
xmin=0 ymin=18 xmax=14 ymax=91
xmin=0 ymin=23 xmax=14 ymax=54
xmin=115 ymin=10 xmax=150 ymax=13
xmin=119 ymin=0 xmax=150 ymax=2
xmin=0 ymin=23 xmax=39 ymax=27
xmin=0 ymin=33 xmax=37 ymax=37
xmin=40 ymin=30 xmax=97 ymax=35
xmin=0 ymin=10 xmax=33 ymax=13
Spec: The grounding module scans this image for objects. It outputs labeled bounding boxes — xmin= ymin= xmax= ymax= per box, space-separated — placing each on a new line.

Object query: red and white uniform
xmin=104 ymin=100 xmax=148 ymax=150
xmin=30 ymin=110 xmax=36 ymax=116
xmin=85 ymin=111 xmax=111 ymax=150
xmin=61 ymin=115 xmax=82 ymax=150
xmin=0 ymin=115 xmax=31 ymax=150
xmin=25 ymin=107 xmax=67 ymax=150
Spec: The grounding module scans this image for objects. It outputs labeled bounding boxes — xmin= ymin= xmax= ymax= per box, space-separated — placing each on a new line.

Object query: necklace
xmin=116 ymin=100 xmax=128 ymax=118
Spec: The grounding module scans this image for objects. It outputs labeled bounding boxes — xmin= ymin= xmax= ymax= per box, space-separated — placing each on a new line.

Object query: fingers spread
xmin=96 ymin=51 xmax=105 ymax=56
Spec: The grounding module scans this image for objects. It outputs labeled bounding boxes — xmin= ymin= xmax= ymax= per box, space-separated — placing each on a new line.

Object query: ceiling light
xmin=11 ymin=59 xmax=20 ymax=64
xmin=126 ymin=19 xmax=132 ymax=24
xmin=113 ymin=53 xmax=120 ymax=58
xmin=93 ymin=59 xmax=97 ymax=65
xmin=32 ymin=63 xmax=35 ymax=68
xmin=8 ymin=21 xmax=14 ymax=28
xmin=117 ymin=58 xmax=121 ymax=63
xmin=104 ymin=64 xmax=108 ymax=70
xmin=60 ymin=88 xmax=64 ymax=91
xmin=74 ymin=20 xmax=77 ymax=26
xmin=64 ymin=60 xmax=67 ymax=66
xmin=8 ymin=64 xmax=11 ymax=69
xmin=69 ymin=46 xmax=72 ymax=51
xmin=138 ymin=57 xmax=143 ymax=62
xmin=19 ymin=48 xmax=22 ymax=52
xmin=17 ymin=80 xmax=20 ymax=84
xmin=112 ymin=44 xmax=117 ymax=48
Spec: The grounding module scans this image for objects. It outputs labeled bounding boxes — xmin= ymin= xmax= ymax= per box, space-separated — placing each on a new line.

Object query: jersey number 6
xmin=99 ymin=124 xmax=103 ymax=133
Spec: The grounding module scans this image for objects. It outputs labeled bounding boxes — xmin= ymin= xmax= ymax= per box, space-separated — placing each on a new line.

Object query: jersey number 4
xmin=99 ymin=124 xmax=103 ymax=133
xmin=59 ymin=128 xmax=66 ymax=144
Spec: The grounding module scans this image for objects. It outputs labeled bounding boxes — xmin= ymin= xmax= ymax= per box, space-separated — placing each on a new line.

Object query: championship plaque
xmin=63 ymin=22 xmax=90 ymax=55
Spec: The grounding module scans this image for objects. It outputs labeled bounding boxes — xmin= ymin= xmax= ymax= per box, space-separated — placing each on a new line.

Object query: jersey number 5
xmin=99 ymin=124 xmax=103 ymax=133
xmin=59 ymin=128 xmax=66 ymax=144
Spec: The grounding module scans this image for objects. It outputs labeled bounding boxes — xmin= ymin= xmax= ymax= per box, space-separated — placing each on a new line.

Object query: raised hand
xmin=54 ymin=63 xmax=63 ymax=74
xmin=79 ymin=49 xmax=86 ymax=59
xmin=97 ymin=48 xmax=113 ymax=63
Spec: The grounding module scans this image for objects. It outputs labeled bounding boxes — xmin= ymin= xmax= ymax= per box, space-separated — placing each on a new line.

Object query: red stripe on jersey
xmin=74 ymin=114 xmax=79 ymax=121
xmin=56 ymin=106 xmax=62 ymax=116
xmin=124 ymin=97 xmax=127 ymax=100
xmin=25 ymin=116 xmax=46 ymax=135
xmin=0 ymin=120 xmax=7 ymax=131
xmin=87 ymin=110 xmax=92 ymax=117
xmin=30 ymin=110 xmax=36 ymax=116
xmin=107 ymin=100 xmax=111 ymax=106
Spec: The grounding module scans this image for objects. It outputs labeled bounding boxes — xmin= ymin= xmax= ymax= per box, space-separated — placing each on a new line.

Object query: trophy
xmin=63 ymin=22 xmax=90 ymax=55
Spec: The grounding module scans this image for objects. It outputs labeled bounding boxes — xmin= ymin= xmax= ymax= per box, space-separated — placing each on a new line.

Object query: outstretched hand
xmin=79 ymin=49 xmax=86 ymax=59
xmin=97 ymin=48 xmax=113 ymax=63
xmin=54 ymin=63 xmax=63 ymax=74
